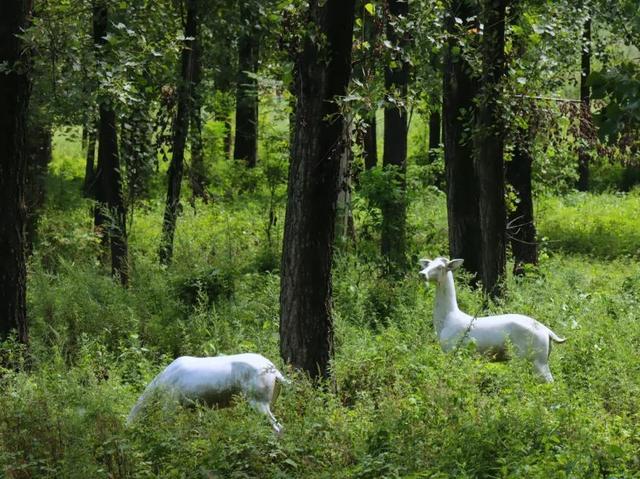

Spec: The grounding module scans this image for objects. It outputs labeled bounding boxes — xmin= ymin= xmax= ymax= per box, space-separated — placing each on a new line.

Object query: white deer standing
xmin=419 ymin=257 xmax=566 ymax=382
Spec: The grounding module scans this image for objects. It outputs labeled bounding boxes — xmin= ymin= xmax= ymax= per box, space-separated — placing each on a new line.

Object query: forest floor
xmin=2 ymin=130 xmax=640 ymax=478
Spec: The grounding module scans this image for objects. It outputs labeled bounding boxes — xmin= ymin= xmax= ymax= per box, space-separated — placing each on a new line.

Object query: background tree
xmin=0 ymin=0 xmax=32 ymax=345
xmin=475 ymin=0 xmax=508 ymax=295
xmin=188 ymin=36 xmax=208 ymax=201
xmin=280 ymin=0 xmax=356 ymax=379
xmin=233 ymin=1 xmax=261 ymax=167
xmin=503 ymin=3 xmax=541 ymax=275
xmin=92 ymin=0 xmax=129 ymax=285
xmin=428 ymin=97 xmax=441 ymax=162
xmin=380 ymin=0 xmax=410 ymax=274
xmin=577 ymin=11 xmax=591 ymax=191
xmin=442 ymin=0 xmax=481 ymax=281
xmin=356 ymin=1 xmax=381 ymax=171
xmin=506 ymin=104 xmax=538 ymax=275
xmin=158 ymin=0 xmax=199 ymax=265
xmin=25 ymin=98 xmax=52 ymax=254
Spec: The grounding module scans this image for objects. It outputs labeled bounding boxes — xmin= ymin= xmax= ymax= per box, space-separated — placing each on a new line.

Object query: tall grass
xmin=2 ymin=124 xmax=640 ymax=478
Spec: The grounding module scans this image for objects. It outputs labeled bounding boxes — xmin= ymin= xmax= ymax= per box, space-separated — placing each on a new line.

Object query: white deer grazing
xmin=419 ymin=257 xmax=566 ymax=382
xmin=127 ymin=353 xmax=290 ymax=433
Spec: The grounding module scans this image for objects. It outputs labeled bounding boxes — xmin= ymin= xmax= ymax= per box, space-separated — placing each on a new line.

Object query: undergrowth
xmin=2 ymin=130 xmax=640 ymax=478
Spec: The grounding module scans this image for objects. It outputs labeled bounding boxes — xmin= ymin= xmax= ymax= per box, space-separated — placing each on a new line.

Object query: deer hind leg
xmin=249 ymin=399 xmax=283 ymax=434
xmin=533 ymin=360 xmax=554 ymax=383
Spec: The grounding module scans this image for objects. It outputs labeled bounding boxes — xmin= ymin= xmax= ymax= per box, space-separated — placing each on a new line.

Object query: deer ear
xmin=446 ymin=259 xmax=464 ymax=271
xmin=419 ymin=258 xmax=432 ymax=269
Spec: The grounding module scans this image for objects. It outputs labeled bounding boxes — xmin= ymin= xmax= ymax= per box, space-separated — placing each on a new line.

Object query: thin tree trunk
xmin=189 ymin=35 xmax=208 ymax=202
xmin=93 ymin=1 xmax=128 ymax=286
xmin=577 ymin=16 xmax=591 ymax=191
xmin=336 ymin=114 xmax=356 ymax=245
xmin=428 ymin=107 xmax=441 ymax=162
xmin=359 ymin=5 xmax=378 ymax=171
xmin=189 ymin=104 xmax=207 ymax=200
xmin=25 ymin=119 xmax=52 ymax=254
xmin=362 ymin=114 xmax=377 ymax=169
xmin=443 ymin=0 xmax=481 ymax=281
xmin=475 ymin=0 xmax=507 ymax=296
xmin=83 ymin=121 xmax=97 ymax=197
xmin=506 ymin=125 xmax=537 ymax=275
xmin=95 ymin=107 xmax=128 ymax=284
xmin=233 ymin=4 xmax=259 ymax=167
xmin=0 ymin=0 xmax=32 ymax=345
xmin=507 ymin=4 xmax=537 ymax=276
xmin=280 ymin=0 xmax=356 ymax=380
xmin=159 ymin=0 xmax=197 ymax=265
xmin=380 ymin=0 xmax=409 ymax=274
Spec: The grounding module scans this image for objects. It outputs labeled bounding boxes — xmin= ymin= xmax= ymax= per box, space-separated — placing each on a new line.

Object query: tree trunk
xmin=380 ymin=0 xmax=409 ymax=275
xmin=158 ymin=0 xmax=197 ymax=265
xmin=362 ymin=114 xmax=378 ymax=169
xmin=189 ymin=34 xmax=208 ymax=202
xmin=428 ymin=107 xmax=441 ymax=162
xmin=507 ymin=5 xmax=537 ymax=276
xmin=506 ymin=125 xmax=537 ymax=275
xmin=336 ymin=114 xmax=356 ymax=245
xmin=475 ymin=0 xmax=507 ymax=296
xmin=577 ymin=16 xmax=591 ymax=191
xmin=233 ymin=4 xmax=259 ymax=167
xmin=25 ymin=119 xmax=52 ymax=253
xmin=443 ymin=0 xmax=481 ymax=281
xmin=359 ymin=6 xmax=378 ymax=171
xmin=280 ymin=0 xmax=356 ymax=380
xmin=93 ymin=1 xmax=128 ymax=286
xmin=0 ymin=0 xmax=32 ymax=345
xmin=83 ymin=121 xmax=97 ymax=197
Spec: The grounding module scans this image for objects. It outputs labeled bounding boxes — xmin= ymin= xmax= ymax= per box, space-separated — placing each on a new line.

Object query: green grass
xmin=538 ymin=190 xmax=640 ymax=258
xmin=3 ymin=123 xmax=640 ymax=478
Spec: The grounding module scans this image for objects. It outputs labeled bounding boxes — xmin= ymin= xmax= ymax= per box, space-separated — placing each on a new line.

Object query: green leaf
xmin=364 ymin=3 xmax=375 ymax=16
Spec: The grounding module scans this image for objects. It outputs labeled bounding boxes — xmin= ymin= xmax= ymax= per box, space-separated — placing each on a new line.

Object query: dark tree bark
xmin=0 ymin=0 xmax=32 ymax=344
xmin=380 ymin=0 xmax=409 ymax=274
xmin=93 ymin=1 xmax=128 ymax=285
xmin=83 ymin=121 xmax=97 ymax=197
xmin=506 ymin=5 xmax=537 ymax=276
xmin=506 ymin=125 xmax=537 ymax=275
xmin=95 ymin=107 xmax=128 ymax=284
xmin=475 ymin=0 xmax=507 ymax=296
xmin=361 ymin=115 xmax=378 ymax=169
xmin=233 ymin=4 xmax=260 ymax=167
xmin=577 ymin=16 xmax=591 ymax=191
xmin=25 ymin=119 xmax=52 ymax=253
xmin=359 ymin=6 xmax=378 ymax=171
xmin=443 ymin=0 xmax=481 ymax=281
xmin=428 ymin=107 xmax=441 ymax=162
xmin=336 ymin=115 xmax=356 ymax=245
xmin=158 ymin=0 xmax=198 ymax=265
xmin=280 ymin=0 xmax=356 ymax=380
xmin=188 ymin=35 xmax=208 ymax=202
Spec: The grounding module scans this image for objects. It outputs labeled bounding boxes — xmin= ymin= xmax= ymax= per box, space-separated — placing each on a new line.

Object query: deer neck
xmin=433 ymin=271 xmax=461 ymax=335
